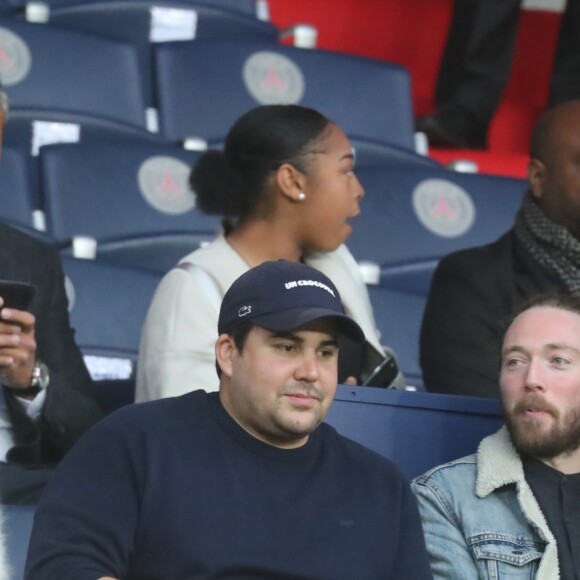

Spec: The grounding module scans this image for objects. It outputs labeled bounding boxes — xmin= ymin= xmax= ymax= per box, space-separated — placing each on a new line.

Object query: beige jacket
xmin=136 ymin=237 xmax=386 ymax=401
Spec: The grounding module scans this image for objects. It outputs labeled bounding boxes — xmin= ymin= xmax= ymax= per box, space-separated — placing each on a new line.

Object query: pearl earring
xmin=297 ymin=192 xmax=306 ymax=201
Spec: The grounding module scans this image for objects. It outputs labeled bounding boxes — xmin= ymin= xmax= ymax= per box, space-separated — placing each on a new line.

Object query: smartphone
xmin=0 ymin=280 xmax=37 ymax=312
xmin=361 ymin=352 xmax=398 ymax=388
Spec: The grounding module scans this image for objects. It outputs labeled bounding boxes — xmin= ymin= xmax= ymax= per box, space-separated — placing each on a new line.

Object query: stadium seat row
xmin=2 ymin=138 xmax=527 ymax=283
xmin=0 ymin=17 xmax=417 ymax=156
xmin=2 ymin=149 xmax=527 ymax=391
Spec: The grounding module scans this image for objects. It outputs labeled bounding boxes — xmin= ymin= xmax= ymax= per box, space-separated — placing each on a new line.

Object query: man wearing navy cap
xmin=25 ymin=261 xmax=432 ymax=580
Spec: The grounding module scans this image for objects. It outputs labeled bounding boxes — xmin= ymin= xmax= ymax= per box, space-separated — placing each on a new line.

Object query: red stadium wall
xmin=269 ymin=0 xmax=561 ymax=175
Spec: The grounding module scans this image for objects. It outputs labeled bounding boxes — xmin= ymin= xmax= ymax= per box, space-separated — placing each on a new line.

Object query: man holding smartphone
xmin=0 ymin=83 xmax=102 ymax=503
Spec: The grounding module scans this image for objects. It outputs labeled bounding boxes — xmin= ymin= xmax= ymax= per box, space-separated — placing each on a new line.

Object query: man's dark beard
xmin=505 ymin=394 xmax=580 ymax=459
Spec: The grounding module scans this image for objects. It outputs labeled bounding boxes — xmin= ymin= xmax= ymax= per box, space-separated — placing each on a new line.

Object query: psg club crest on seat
xmin=243 ymin=51 xmax=305 ymax=105
xmin=138 ymin=156 xmax=194 ymax=215
xmin=412 ymin=178 xmax=475 ymax=238
xmin=0 ymin=28 xmax=31 ymax=86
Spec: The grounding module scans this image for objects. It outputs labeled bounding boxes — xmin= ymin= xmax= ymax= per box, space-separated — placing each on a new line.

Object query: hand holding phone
xmin=361 ymin=352 xmax=398 ymax=388
xmin=0 ymin=280 xmax=36 ymax=312
xmin=0 ymin=280 xmax=38 ymax=391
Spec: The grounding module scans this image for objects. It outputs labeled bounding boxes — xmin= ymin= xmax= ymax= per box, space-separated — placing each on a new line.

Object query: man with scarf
xmin=420 ymin=100 xmax=580 ymax=397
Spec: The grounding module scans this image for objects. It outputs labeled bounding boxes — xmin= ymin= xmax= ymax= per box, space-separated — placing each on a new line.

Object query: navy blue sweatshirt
xmin=25 ymin=391 xmax=432 ymax=579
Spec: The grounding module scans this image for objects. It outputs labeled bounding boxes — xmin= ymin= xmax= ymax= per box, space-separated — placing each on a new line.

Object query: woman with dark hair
xmin=136 ymin=105 xmax=402 ymax=401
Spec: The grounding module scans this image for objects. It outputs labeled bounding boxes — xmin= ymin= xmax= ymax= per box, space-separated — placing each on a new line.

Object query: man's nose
xmin=524 ymin=358 xmax=545 ymax=392
xmin=294 ymin=352 xmax=319 ymax=383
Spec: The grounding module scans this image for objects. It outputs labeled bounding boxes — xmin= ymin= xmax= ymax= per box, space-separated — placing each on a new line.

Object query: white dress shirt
xmin=0 ymin=388 xmax=46 ymax=462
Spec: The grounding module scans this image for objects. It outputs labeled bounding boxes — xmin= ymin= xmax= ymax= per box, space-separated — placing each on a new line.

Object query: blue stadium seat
xmin=0 ymin=141 xmax=41 ymax=228
xmin=349 ymin=165 xmax=527 ymax=293
xmin=40 ymin=140 xmax=220 ymax=273
xmin=325 ymin=385 xmax=503 ymax=480
xmin=3 ymin=504 xmax=36 ymax=580
xmin=39 ymin=1 xmax=278 ymax=108
xmin=4 ymin=113 xmax=161 ymax=161
xmin=154 ymin=38 xmax=415 ymax=150
xmin=0 ymin=19 xmax=148 ymax=129
xmin=61 ymin=256 xmax=161 ymax=374
xmin=62 ymin=257 xmax=159 ymax=410
xmin=366 ymin=285 xmax=426 ymax=388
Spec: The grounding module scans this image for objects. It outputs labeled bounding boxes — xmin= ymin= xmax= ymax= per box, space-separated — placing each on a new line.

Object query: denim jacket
xmin=411 ymin=427 xmax=559 ymax=579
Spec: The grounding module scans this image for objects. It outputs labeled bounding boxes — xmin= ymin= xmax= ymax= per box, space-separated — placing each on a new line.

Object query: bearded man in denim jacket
xmin=412 ymin=292 xmax=580 ymax=579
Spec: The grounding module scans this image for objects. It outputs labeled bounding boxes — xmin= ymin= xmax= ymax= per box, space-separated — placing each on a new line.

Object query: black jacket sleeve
xmin=420 ymin=230 xmax=562 ymax=398
xmin=1 ymin=225 xmax=103 ymax=464
xmin=419 ymin=242 xmax=511 ymax=398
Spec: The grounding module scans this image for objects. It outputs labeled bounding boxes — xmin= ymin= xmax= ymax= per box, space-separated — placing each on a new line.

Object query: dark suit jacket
xmin=420 ymin=229 xmax=559 ymax=398
xmin=0 ymin=222 xmax=103 ymax=464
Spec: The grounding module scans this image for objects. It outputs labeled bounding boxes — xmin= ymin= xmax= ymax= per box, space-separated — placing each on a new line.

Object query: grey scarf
xmin=514 ymin=194 xmax=580 ymax=294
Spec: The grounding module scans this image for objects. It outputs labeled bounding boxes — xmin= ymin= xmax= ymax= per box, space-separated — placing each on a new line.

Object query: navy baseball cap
xmin=218 ymin=260 xmax=365 ymax=343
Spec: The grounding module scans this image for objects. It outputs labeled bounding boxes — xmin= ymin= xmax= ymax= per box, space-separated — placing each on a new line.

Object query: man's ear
xmin=275 ymin=163 xmax=306 ymax=202
xmin=528 ymin=158 xmax=546 ymax=201
xmin=215 ymin=334 xmax=237 ymax=378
